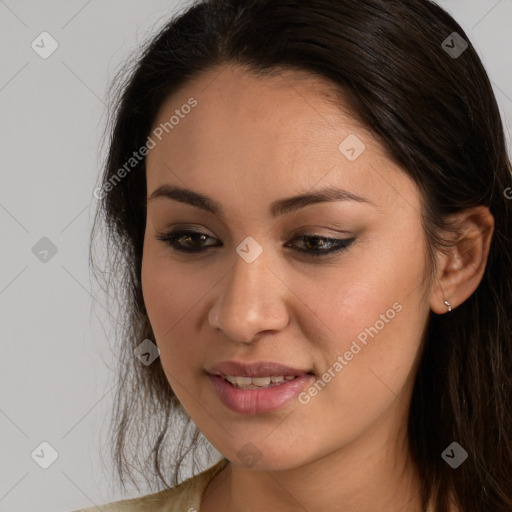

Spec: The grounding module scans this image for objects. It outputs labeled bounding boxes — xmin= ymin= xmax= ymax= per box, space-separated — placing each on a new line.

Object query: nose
xmin=208 ymin=246 xmax=290 ymax=344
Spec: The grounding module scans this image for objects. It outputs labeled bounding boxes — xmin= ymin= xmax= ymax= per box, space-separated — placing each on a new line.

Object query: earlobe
xmin=429 ymin=247 xmax=460 ymax=315
xmin=429 ymin=206 xmax=494 ymax=315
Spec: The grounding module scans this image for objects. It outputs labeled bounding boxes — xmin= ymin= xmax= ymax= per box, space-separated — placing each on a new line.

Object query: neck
xmin=202 ymin=412 xmax=424 ymax=512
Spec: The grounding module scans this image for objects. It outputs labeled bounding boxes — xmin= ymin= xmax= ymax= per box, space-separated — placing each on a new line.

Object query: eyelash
xmin=155 ymin=230 xmax=355 ymax=258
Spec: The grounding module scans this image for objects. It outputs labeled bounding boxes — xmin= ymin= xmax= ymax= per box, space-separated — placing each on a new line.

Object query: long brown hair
xmin=89 ymin=1 xmax=512 ymax=510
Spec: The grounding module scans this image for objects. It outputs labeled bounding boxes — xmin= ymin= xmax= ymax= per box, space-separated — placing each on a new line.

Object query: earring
xmin=443 ymin=300 xmax=452 ymax=312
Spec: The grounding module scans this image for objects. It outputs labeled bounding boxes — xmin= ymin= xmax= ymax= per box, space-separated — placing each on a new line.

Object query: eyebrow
xmin=147 ymin=184 xmax=373 ymax=217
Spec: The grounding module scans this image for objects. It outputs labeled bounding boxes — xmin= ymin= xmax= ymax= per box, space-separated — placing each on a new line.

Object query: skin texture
xmin=141 ymin=64 xmax=494 ymax=512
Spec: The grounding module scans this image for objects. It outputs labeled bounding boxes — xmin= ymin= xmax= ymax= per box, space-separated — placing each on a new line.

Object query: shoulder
xmin=70 ymin=458 xmax=229 ymax=512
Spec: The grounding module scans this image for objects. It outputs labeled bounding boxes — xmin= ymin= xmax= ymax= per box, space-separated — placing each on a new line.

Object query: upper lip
xmin=207 ymin=361 xmax=313 ymax=378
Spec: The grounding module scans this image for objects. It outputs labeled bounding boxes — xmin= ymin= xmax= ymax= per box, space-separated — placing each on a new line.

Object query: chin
xmin=221 ymin=443 xmax=313 ymax=472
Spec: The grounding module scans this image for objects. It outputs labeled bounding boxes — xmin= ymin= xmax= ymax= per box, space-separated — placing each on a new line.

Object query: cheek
xmin=299 ymin=233 xmax=428 ymax=417
xmin=295 ymin=234 xmax=426 ymax=346
xmin=140 ymin=247 xmax=203 ymax=361
xmin=140 ymin=258 xmax=208 ymax=418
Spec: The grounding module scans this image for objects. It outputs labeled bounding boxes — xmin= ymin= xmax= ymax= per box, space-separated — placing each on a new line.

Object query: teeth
xmin=222 ymin=375 xmax=298 ymax=389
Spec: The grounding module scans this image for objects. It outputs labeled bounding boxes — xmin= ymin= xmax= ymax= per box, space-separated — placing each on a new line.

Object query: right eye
xmin=155 ymin=230 xmax=220 ymax=253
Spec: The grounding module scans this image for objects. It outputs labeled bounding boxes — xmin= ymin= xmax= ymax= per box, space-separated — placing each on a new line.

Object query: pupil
xmin=307 ymin=236 xmax=323 ymax=250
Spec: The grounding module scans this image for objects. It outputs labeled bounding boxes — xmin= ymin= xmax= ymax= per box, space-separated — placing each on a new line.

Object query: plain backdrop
xmin=1 ymin=1 xmax=511 ymax=511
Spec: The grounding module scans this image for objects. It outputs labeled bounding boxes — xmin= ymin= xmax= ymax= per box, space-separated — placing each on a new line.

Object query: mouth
xmin=219 ymin=373 xmax=314 ymax=390
xmin=205 ymin=360 xmax=316 ymax=413
xmin=207 ymin=371 xmax=316 ymax=414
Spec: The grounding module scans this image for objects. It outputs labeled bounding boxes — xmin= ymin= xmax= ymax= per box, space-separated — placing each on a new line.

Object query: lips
xmin=206 ymin=360 xmax=315 ymax=413
xmin=208 ymin=373 xmax=315 ymax=414
xmin=206 ymin=360 xmax=313 ymax=378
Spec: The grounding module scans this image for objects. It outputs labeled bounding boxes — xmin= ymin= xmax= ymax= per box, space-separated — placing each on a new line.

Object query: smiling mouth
xmin=220 ymin=373 xmax=314 ymax=390
xmin=221 ymin=374 xmax=297 ymax=389
xmin=208 ymin=372 xmax=316 ymax=414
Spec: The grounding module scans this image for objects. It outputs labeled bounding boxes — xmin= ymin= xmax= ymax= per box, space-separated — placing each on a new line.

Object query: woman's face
xmin=141 ymin=64 xmax=434 ymax=470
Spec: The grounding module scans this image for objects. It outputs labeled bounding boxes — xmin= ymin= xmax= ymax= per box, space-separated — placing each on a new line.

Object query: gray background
xmin=1 ymin=1 xmax=511 ymax=511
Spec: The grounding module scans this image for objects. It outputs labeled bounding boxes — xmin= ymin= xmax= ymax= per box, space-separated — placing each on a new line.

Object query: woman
xmin=78 ymin=0 xmax=512 ymax=510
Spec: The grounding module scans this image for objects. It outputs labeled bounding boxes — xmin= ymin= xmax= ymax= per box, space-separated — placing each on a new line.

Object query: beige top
xmin=71 ymin=458 xmax=229 ymax=512
xmin=72 ymin=457 xmax=437 ymax=511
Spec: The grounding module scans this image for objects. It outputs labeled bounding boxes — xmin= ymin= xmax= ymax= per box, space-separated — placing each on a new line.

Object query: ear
xmin=430 ymin=206 xmax=494 ymax=314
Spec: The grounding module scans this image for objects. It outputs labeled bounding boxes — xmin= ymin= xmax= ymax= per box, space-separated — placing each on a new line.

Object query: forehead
xmin=149 ymin=63 xmax=377 ymax=151
xmin=145 ymin=63 xmax=419 ymax=216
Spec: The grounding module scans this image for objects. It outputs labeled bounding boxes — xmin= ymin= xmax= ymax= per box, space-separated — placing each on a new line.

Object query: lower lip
xmin=208 ymin=374 xmax=315 ymax=414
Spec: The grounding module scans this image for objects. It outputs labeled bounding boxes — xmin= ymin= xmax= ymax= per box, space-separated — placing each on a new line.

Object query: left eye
xmin=286 ymin=233 xmax=355 ymax=256
xmin=156 ymin=230 xmax=355 ymax=258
